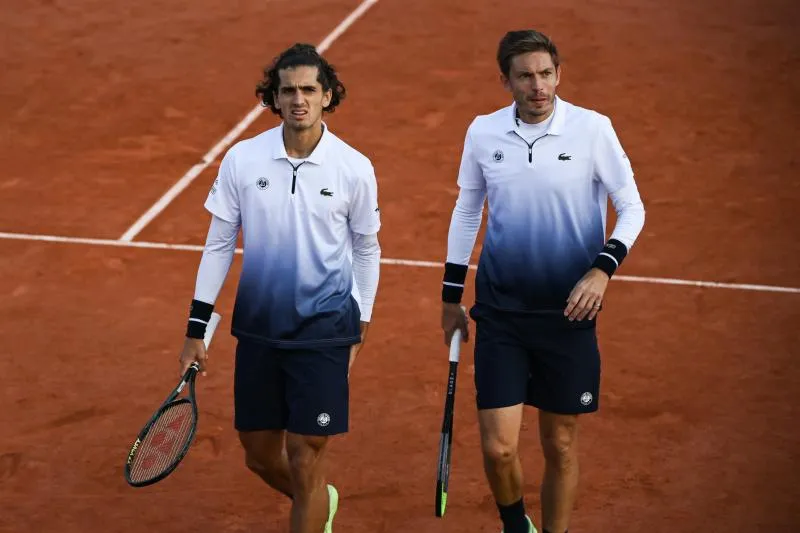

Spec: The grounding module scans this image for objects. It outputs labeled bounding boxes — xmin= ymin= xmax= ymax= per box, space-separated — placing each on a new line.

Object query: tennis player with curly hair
xmin=178 ymin=43 xmax=382 ymax=533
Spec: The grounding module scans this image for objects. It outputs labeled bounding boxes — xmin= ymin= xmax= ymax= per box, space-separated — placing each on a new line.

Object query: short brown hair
xmin=497 ymin=30 xmax=560 ymax=77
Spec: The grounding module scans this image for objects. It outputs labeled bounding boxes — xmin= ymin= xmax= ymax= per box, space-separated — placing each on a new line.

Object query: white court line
xmin=2 ymin=231 xmax=799 ymax=295
xmin=118 ymin=0 xmax=381 ymax=242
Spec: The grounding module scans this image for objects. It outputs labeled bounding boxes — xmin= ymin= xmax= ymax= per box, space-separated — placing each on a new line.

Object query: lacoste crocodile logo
xmin=320 ymin=188 xmax=333 ymax=197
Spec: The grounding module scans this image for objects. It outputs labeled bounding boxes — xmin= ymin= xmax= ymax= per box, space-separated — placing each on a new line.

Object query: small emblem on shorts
xmin=256 ymin=177 xmax=269 ymax=190
xmin=317 ymin=413 xmax=331 ymax=427
xmin=493 ymin=150 xmax=504 ymax=163
xmin=580 ymin=392 xmax=593 ymax=406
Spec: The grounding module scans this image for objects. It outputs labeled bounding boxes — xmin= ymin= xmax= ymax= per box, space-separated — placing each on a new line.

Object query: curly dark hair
xmin=255 ymin=43 xmax=346 ymax=117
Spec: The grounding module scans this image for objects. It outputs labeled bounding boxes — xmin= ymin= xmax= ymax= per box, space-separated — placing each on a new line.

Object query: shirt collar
xmin=271 ymin=121 xmax=331 ymax=165
xmin=507 ymin=95 xmax=566 ymax=135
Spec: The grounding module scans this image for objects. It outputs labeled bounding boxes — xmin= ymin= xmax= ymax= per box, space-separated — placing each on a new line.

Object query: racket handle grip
xmin=449 ymin=329 xmax=461 ymax=362
xmin=448 ymin=305 xmax=466 ymax=363
xmin=203 ymin=312 xmax=222 ymax=350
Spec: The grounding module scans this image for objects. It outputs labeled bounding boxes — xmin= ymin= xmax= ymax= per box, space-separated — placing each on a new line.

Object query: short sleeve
xmin=456 ymin=122 xmax=485 ymax=189
xmin=348 ymin=162 xmax=381 ymax=235
xmin=592 ymin=115 xmax=635 ymax=195
xmin=204 ymin=148 xmax=241 ymax=225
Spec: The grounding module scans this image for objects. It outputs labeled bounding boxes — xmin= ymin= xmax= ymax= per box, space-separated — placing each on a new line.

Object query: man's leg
xmin=234 ymin=340 xmax=293 ymax=496
xmin=471 ymin=304 xmax=535 ymax=533
xmin=478 ymin=406 xmax=524 ymax=504
xmin=283 ymin=345 xmax=350 ymax=533
xmin=286 ymin=433 xmax=331 ymax=533
xmin=238 ymin=429 xmax=293 ymax=498
xmin=478 ymin=405 xmax=531 ymax=533
xmin=538 ymin=412 xmax=579 ymax=533
xmin=527 ymin=322 xmax=600 ymax=533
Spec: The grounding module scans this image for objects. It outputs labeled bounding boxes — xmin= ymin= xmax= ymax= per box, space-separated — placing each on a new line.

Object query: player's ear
xmin=322 ymin=88 xmax=333 ymax=109
xmin=555 ymin=65 xmax=562 ymax=87
xmin=500 ymin=73 xmax=511 ymax=92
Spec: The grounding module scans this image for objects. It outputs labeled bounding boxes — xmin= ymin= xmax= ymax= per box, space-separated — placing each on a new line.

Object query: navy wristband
xmin=186 ymin=299 xmax=214 ymax=339
xmin=442 ymin=262 xmax=469 ymax=303
xmin=590 ymin=239 xmax=628 ymax=278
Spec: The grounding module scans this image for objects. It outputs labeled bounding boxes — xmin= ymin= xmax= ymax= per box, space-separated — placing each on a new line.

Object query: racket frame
xmin=124 ymin=312 xmax=220 ymax=488
xmin=124 ymin=364 xmax=200 ymax=487
xmin=436 ymin=327 xmax=462 ymax=517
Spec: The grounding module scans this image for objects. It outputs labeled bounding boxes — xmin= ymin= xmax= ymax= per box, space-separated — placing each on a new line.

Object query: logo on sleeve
xmin=210 ymin=177 xmax=219 ymax=195
xmin=493 ymin=150 xmax=504 ymax=163
xmin=256 ymin=177 xmax=270 ymax=190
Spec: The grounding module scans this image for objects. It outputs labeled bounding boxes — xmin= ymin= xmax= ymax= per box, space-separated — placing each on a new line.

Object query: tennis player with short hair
xmin=440 ymin=30 xmax=645 ymax=533
xmin=178 ymin=43 xmax=382 ymax=533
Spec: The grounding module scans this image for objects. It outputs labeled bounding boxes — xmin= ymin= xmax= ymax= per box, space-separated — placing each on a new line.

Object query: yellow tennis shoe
xmin=324 ymin=484 xmax=339 ymax=533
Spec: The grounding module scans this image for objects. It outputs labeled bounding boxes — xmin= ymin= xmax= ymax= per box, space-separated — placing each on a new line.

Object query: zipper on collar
xmin=512 ymin=132 xmax=548 ymax=164
xmin=513 ymin=111 xmax=550 ymax=164
xmin=287 ymin=160 xmax=307 ymax=194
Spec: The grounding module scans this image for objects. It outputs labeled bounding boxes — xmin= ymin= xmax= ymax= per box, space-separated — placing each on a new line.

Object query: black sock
xmin=497 ymin=498 xmax=527 ymax=533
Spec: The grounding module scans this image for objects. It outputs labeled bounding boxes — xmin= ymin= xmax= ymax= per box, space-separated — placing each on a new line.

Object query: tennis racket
xmin=124 ymin=311 xmax=222 ymax=488
xmin=435 ymin=326 xmax=463 ymax=517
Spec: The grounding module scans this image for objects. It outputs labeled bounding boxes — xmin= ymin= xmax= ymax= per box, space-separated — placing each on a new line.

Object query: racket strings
xmin=129 ymin=401 xmax=195 ymax=484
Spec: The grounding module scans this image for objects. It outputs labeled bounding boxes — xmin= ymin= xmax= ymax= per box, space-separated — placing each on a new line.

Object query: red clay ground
xmin=1 ymin=0 xmax=799 ymax=532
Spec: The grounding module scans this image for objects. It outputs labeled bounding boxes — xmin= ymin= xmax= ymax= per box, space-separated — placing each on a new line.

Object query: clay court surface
xmin=1 ymin=0 xmax=799 ymax=531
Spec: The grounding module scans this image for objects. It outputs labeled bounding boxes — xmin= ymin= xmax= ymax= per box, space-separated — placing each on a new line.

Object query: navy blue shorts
xmin=233 ymin=340 xmax=350 ymax=436
xmin=470 ymin=303 xmax=601 ymax=415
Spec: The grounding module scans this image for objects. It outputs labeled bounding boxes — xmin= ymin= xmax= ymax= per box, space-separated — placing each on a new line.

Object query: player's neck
xmin=283 ymin=122 xmax=324 ymax=159
xmin=517 ymin=107 xmax=553 ymax=125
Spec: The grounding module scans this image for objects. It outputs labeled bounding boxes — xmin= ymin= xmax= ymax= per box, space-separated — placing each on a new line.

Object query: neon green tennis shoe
xmin=324 ymin=484 xmax=339 ymax=533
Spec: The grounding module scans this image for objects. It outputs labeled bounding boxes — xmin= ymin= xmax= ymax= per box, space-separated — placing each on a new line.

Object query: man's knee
xmin=286 ymin=434 xmax=328 ymax=486
xmin=539 ymin=414 xmax=579 ymax=467
xmin=244 ymin=450 xmax=277 ymax=475
xmin=478 ymin=405 xmax=523 ymax=468
xmin=239 ymin=430 xmax=285 ymax=476
xmin=481 ymin=434 xmax=519 ymax=467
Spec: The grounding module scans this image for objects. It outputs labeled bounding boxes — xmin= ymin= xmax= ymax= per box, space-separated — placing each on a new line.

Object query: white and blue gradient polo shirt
xmin=205 ymin=123 xmax=381 ymax=348
xmin=456 ymin=96 xmax=641 ymax=312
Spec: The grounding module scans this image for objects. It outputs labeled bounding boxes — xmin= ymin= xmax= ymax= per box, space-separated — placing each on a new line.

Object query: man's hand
xmin=349 ymin=321 xmax=369 ymax=375
xmin=441 ymin=302 xmax=469 ymax=346
xmin=564 ymin=268 xmax=610 ymax=321
xmin=179 ymin=337 xmax=208 ymax=377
